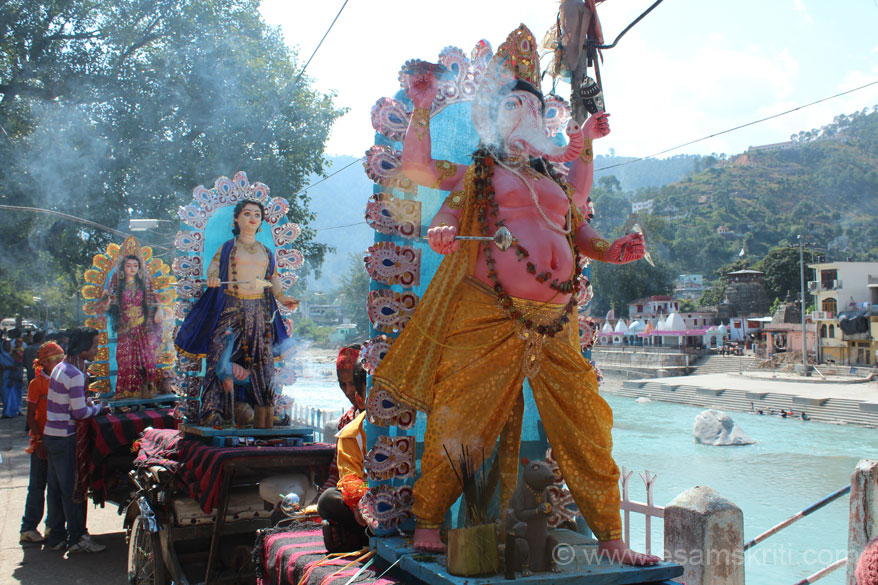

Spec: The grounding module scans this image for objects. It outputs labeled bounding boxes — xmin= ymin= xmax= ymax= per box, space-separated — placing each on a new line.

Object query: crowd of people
xmin=0 ymin=327 xmax=73 ymax=419
xmin=1 ymin=325 xmax=109 ymax=553
xmin=749 ymin=402 xmax=810 ymax=420
xmin=6 ymin=325 xmax=372 ymax=556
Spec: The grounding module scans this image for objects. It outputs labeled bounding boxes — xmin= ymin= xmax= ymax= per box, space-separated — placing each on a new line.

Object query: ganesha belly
xmin=371 ymin=26 xmax=657 ymax=565
xmin=175 ymin=199 xmax=299 ymax=427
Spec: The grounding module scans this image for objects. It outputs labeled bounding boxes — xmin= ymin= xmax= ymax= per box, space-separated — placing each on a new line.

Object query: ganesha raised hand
xmin=583 ymin=111 xmax=611 ymax=141
xmin=408 ymin=71 xmax=439 ymax=109
xmin=604 ymin=233 xmax=645 ymax=264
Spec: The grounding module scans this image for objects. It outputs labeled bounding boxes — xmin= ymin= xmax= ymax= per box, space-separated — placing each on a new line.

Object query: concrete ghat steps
xmin=691 ymin=354 xmax=757 ymax=376
xmin=614 ymin=380 xmax=878 ymax=428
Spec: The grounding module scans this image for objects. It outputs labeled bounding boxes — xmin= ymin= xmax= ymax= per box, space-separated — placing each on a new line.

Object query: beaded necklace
xmin=472 ymin=149 xmax=581 ymax=338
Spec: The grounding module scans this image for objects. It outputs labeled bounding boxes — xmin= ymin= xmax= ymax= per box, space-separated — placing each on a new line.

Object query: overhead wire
xmin=0 ymin=204 xmax=171 ymax=250
xmin=236 ymin=0 xmax=351 ymax=170
xmin=595 ymin=79 xmax=878 ymax=171
xmin=294 ymin=157 xmax=362 ymax=198
xmin=306 ymin=79 xmax=878 ymax=230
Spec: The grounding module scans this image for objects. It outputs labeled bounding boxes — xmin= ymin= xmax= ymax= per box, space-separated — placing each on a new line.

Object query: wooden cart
xmin=126 ymin=429 xmax=333 ymax=585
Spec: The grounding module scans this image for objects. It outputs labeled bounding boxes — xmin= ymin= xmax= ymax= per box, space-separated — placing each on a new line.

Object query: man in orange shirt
xmin=317 ymin=409 xmax=368 ymax=553
xmin=318 ymin=344 xmax=366 ymax=493
xmin=19 ymin=342 xmax=65 ymax=544
xmin=316 ymin=345 xmax=369 ymax=553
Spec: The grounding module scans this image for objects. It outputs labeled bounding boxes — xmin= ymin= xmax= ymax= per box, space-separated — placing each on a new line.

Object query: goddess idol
xmin=96 ymin=237 xmax=163 ymax=398
xmin=175 ymin=199 xmax=299 ymax=427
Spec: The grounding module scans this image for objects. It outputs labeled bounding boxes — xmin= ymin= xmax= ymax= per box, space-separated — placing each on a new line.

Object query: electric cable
xmin=293 ymin=157 xmax=361 ymax=198
xmin=289 ymin=79 xmax=878 ymax=230
xmin=236 ymin=0 xmax=351 ymax=170
xmin=0 ymin=204 xmax=170 ymax=250
xmin=595 ymin=79 xmax=878 ymax=171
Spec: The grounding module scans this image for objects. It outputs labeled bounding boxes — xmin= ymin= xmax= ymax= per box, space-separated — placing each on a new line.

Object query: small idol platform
xmin=104 ymin=393 xmax=179 ymax=410
xmin=179 ymin=424 xmax=318 ymax=447
xmin=373 ymin=530 xmax=683 ymax=585
xmin=179 ymin=423 xmax=316 ymax=438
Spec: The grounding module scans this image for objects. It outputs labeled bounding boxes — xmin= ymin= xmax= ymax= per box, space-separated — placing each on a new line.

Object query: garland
xmin=471 ymin=148 xmax=581 ymax=337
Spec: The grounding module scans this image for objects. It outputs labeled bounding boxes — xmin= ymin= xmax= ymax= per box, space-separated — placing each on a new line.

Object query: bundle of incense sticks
xmin=443 ymin=444 xmax=491 ymax=526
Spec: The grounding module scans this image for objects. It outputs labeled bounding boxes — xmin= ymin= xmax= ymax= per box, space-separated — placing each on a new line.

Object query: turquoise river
xmin=287 ymin=375 xmax=878 ymax=585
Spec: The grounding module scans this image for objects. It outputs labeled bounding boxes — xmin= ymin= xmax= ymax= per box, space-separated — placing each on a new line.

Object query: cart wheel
xmin=127 ymin=515 xmax=168 ymax=585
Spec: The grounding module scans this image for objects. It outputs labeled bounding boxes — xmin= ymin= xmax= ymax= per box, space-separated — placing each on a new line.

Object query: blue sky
xmin=260 ymin=0 xmax=878 ymax=159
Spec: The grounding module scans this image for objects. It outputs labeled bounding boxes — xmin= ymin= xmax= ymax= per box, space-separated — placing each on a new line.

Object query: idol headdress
xmin=471 ymin=25 xmax=584 ymax=163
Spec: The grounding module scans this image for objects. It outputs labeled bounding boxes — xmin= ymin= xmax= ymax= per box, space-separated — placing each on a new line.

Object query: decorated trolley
xmin=122 ymin=2 xmax=679 ymax=582
xmin=118 ymin=172 xmax=339 ymax=585
xmin=250 ymin=14 xmax=679 ymax=585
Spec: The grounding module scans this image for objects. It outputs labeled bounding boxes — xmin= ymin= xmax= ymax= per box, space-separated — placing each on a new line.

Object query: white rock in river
xmin=693 ymin=409 xmax=756 ymax=446
xmin=636 ymin=397 xmax=652 ymax=403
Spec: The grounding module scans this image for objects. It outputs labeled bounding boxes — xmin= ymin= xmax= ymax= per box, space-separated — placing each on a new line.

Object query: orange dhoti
xmin=374 ymin=277 xmax=622 ymax=541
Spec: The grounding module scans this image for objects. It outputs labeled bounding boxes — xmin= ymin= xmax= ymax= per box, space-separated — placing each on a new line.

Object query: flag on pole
xmin=738 ymin=247 xmax=746 ymax=257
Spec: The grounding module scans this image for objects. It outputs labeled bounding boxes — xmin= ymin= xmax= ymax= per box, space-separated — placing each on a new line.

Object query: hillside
xmin=594 ymin=153 xmax=700 ymax=193
xmin=628 ymin=106 xmax=878 ymax=276
xmin=301 ymin=155 xmax=374 ymax=291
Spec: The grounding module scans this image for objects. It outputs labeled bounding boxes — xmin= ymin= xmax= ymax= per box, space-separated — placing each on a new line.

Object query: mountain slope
xmin=629 ymin=106 xmax=878 ymax=276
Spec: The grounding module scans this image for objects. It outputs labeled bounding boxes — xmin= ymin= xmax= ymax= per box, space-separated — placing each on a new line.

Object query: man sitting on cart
xmin=316 ymin=345 xmax=369 ymax=553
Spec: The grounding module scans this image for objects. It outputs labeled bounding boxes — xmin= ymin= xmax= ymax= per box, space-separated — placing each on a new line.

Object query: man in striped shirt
xmin=43 ymin=326 xmax=107 ymax=553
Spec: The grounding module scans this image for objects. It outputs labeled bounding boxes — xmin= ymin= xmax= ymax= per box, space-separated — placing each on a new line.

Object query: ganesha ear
xmin=520 ymin=457 xmax=529 ymax=466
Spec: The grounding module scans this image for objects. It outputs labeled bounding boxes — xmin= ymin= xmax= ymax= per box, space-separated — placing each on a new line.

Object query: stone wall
xmin=591 ymin=348 xmax=695 ymax=378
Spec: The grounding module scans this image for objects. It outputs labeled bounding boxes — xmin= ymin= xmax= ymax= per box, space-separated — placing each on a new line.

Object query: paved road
xmin=0 ymin=415 xmax=128 ymax=585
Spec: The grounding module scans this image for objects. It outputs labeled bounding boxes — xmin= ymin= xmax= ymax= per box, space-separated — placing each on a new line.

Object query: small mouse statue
xmin=505 ymin=457 xmax=564 ymax=576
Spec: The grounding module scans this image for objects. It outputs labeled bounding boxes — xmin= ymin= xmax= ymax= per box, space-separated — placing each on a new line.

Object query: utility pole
xmin=798 ymin=235 xmax=810 ymax=376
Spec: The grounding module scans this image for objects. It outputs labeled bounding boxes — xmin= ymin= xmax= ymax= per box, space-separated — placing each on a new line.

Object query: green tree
xmin=756 ymin=245 xmax=816 ymax=305
xmin=597 ymin=175 xmax=622 ymax=193
xmin=679 ymin=298 xmax=697 ymax=311
xmin=697 ymin=282 xmax=725 ymax=307
xmin=0 ymin=0 xmax=343 ymax=317
xmin=336 ymin=254 xmax=371 ymax=337
xmin=696 ymin=259 xmax=749 ymax=307
xmin=294 ymin=318 xmax=331 ymax=346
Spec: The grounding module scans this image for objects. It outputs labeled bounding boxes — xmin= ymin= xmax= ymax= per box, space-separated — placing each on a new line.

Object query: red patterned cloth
xmin=256 ymin=526 xmax=400 ymax=585
xmin=134 ymin=429 xmax=334 ymax=514
xmin=74 ymin=419 xmax=91 ymax=503
xmin=76 ymin=408 xmax=178 ymax=504
xmin=336 ymin=347 xmax=360 ymax=370
xmin=176 ymin=440 xmax=334 ymax=513
xmin=134 ymin=427 xmax=184 ymax=472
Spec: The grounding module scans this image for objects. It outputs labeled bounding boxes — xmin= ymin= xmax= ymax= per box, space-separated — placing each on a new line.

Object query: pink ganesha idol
xmin=370 ymin=25 xmax=656 ymax=565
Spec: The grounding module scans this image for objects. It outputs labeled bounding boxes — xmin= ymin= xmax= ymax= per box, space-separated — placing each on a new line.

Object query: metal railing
xmin=619 ymin=467 xmax=663 ymax=556
xmin=287 ymin=404 xmax=343 ymax=442
xmin=791 ymin=558 xmax=848 ymax=585
xmin=744 ymin=485 xmax=850 ymax=584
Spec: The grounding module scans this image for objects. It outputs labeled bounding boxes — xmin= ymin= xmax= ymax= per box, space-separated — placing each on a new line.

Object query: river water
xmin=286 ymin=374 xmax=878 ymax=585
